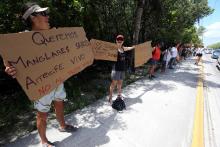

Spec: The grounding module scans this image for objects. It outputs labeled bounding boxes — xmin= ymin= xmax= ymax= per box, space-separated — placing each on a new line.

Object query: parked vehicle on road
xmin=216 ymin=57 xmax=220 ymax=71
xmin=204 ymin=48 xmax=213 ymax=54
xmin=211 ymin=49 xmax=220 ymax=59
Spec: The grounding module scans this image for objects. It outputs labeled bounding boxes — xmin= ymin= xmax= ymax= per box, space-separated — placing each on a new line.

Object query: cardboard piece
xmin=134 ymin=41 xmax=153 ymax=67
xmin=0 ymin=27 xmax=94 ymax=101
xmin=90 ymin=39 xmax=118 ymax=61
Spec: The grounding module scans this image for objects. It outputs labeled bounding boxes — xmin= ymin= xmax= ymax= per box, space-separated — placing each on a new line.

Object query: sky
xmin=201 ymin=0 xmax=220 ymax=47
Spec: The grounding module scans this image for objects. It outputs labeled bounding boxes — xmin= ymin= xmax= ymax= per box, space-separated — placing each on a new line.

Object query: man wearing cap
xmin=109 ymin=35 xmax=135 ymax=103
xmin=4 ymin=2 xmax=77 ymax=147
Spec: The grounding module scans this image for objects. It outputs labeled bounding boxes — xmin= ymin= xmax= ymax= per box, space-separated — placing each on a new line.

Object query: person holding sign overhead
xmin=4 ymin=2 xmax=77 ymax=147
xmin=108 ymin=35 xmax=135 ymax=103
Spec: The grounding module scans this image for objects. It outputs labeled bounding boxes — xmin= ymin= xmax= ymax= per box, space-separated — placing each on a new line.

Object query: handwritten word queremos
xmin=32 ymin=31 xmax=78 ymax=46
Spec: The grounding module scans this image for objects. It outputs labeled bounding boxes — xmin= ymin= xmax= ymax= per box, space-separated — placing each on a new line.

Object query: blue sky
xmin=201 ymin=0 xmax=220 ymax=47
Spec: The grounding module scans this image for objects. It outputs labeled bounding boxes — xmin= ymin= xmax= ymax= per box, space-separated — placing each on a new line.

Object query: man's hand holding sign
xmin=0 ymin=27 xmax=94 ymax=101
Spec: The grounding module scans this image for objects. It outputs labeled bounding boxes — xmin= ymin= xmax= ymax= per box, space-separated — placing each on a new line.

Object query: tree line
xmin=207 ymin=42 xmax=220 ymax=49
xmin=0 ymin=0 xmax=213 ymax=43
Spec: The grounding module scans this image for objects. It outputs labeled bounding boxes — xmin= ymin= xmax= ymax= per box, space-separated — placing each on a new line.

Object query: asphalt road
xmin=203 ymin=54 xmax=220 ymax=147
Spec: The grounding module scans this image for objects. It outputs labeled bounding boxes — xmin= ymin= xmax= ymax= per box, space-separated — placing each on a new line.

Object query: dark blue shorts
xmin=196 ymin=53 xmax=202 ymax=57
xmin=149 ymin=59 xmax=158 ymax=65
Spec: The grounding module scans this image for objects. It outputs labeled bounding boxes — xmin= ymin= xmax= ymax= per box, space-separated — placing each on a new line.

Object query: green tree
xmin=207 ymin=42 xmax=220 ymax=49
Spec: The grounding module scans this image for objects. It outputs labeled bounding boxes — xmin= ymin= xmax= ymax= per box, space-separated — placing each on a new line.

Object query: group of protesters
xmin=2 ymin=2 xmax=204 ymax=147
xmin=146 ymin=42 xmax=199 ymax=79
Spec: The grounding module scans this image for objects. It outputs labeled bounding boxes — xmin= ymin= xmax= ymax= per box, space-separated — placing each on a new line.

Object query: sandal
xmin=42 ymin=141 xmax=55 ymax=147
xmin=58 ymin=124 xmax=78 ymax=132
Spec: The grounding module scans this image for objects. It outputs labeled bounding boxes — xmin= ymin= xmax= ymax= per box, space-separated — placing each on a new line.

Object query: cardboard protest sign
xmin=134 ymin=41 xmax=153 ymax=67
xmin=0 ymin=27 xmax=94 ymax=101
xmin=90 ymin=39 xmax=118 ymax=61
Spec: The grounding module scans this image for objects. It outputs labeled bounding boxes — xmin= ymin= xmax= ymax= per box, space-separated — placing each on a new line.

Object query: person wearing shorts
xmin=169 ymin=43 xmax=178 ymax=69
xmin=195 ymin=47 xmax=203 ymax=65
xmin=4 ymin=2 xmax=76 ymax=147
xmin=148 ymin=43 xmax=161 ymax=79
xmin=161 ymin=48 xmax=171 ymax=72
xmin=108 ymin=35 xmax=135 ymax=103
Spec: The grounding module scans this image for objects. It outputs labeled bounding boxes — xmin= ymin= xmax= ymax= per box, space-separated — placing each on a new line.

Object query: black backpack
xmin=112 ymin=97 xmax=126 ymax=111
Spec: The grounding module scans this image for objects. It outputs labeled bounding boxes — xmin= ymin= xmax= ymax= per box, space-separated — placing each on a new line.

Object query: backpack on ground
xmin=112 ymin=96 xmax=126 ymax=111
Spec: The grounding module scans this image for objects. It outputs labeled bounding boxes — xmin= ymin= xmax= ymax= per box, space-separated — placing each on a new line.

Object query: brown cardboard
xmin=135 ymin=41 xmax=153 ymax=67
xmin=90 ymin=39 xmax=118 ymax=61
xmin=0 ymin=27 xmax=94 ymax=101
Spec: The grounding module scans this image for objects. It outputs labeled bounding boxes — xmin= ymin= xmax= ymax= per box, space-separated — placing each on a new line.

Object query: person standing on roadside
xmin=195 ymin=46 xmax=203 ymax=65
xmin=161 ymin=45 xmax=171 ymax=73
xmin=148 ymin=42 xmax=161 ymax=79
xmin=181 ymin=46 xmax=187 ymax=60
xmin=169 ymin=43 xmax=178 ymax=69
xmin=4 ymin=2 xmax=77 ymax=147
xmin=108 ymin=35 xmax=135 ymax=103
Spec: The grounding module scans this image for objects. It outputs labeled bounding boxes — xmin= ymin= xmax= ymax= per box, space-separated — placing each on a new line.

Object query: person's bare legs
xmin=109 ymin=80 xmax=117 ymax=103
xmin=117 ymin=80 xmax=123 ymax=97
xmin=195 ymin=56 xmax=201 ymax=65
xmin=198 ymin=56 xmax=201 ymax=64
xmin=37 ymin=111 xmax=49 ymax=145
xmin=54 ymin=100 xmax=66 ymax=129
xmin=54 ymin=100 xmax=77 ymax=132
xmin=147 ymin=65 xmax=152 ymax=75
xmin=149 ymin=65 xmax=156 ymax=77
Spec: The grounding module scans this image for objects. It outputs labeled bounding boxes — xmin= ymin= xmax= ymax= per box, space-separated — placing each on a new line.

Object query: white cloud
xmin=204 ymin=22 xmax=220 ymax=38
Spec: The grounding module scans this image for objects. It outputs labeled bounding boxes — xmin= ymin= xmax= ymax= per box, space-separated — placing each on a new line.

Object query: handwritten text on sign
xmin=90 ymin=39 xmax=118 ymax=61
xmin=0 ymin=27 xmax=94 ymax=101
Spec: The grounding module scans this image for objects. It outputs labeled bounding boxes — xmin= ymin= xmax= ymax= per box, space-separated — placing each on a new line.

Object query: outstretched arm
xmin=124 ymin=46 xmax=135 ymax=51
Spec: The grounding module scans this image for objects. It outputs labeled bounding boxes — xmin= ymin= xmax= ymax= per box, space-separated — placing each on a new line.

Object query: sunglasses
xmin=32 ymin=11 xmax=49 ymax=17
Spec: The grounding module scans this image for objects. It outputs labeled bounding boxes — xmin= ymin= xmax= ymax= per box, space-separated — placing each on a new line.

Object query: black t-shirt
xmin=114 ymin=50 xmax=126 ymax=71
